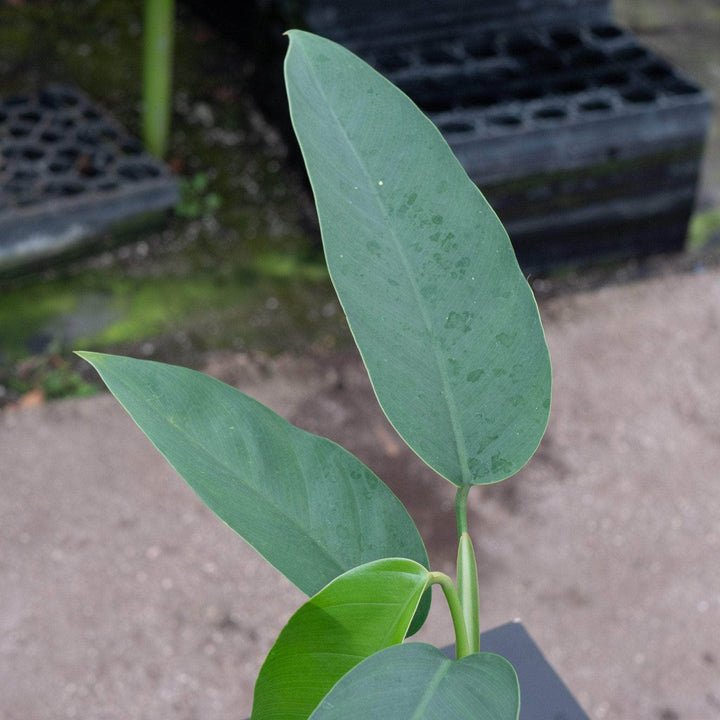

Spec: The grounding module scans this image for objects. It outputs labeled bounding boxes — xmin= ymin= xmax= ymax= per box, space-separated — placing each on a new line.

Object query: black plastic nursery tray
xmin=0 ymin=85 xmax=178 ymax=275
xmin=302 ymin=0 xmax=613 ymax=44
xmin=300 ymin=0 xmax=712 ymax=269
xmin=357 ymin=23 xmax=712 ymax=268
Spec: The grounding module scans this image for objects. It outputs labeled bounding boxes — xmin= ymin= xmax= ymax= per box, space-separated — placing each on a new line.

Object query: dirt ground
xmin=2 ymin=265 xmax=719 ymax=720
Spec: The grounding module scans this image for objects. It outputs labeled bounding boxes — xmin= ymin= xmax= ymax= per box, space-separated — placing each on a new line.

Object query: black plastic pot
xmin=244 ymin=621 xmax=589 ymax=719
xmin=470 ymin=621 xmax=589 ymax=719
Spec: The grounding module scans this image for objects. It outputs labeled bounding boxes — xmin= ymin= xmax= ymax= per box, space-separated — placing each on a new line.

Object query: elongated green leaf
xmin=252 ymin=558 xmax=430 ymax=720
xmin=285 ymin=31 xmax=551 ymax=486
xmin=309 ymin=643 xmax=519 ymax=720
xmin=78 ymin=352 xmax=429 ymax=603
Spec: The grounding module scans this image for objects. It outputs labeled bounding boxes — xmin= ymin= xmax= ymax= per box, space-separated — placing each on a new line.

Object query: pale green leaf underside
xmin=252 ymin=558 xmax=430 ymax=720
xmin=309 ymin=643 xmax=520 ymax=720
xmin=78 ymin=353 xmax=428 ymax=603
xmin=285 ymin=31 xmax=551 ymax=485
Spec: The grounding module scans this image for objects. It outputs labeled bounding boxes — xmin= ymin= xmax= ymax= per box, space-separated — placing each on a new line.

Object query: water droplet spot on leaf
xmin=495 ymin=332 xmax=516 ymax=348
xmin=366 ymin=239 xmax=381 ymax=255
xmin=444 ymin=310 xmax=472 ymax=333
xmin=491 ymin=454 xmax=512 ymax=474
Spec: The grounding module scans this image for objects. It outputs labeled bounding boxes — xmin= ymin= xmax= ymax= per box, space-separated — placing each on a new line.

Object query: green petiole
xmin=455 ymin=485 xmax=470 ymax=538
xmin=429 ymin=571 xmax=472 ymax=659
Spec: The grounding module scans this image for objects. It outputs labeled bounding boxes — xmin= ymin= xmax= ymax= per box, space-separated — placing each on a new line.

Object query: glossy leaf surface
xmin=309 ymin=643 xmax=520 ymax=720
xmin=78 ymin=353 xmax=429 ymax=601
xmin=285 ymin=31 xmax=551 ymax=485
xmin=252 ymin=558 xmax=431 ymax=720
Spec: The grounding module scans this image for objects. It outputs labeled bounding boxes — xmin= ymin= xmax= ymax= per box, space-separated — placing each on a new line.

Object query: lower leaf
xmin=77 ymin=352 xmax=430 ymax=630
xmin=251 ymin=558 xmax=431 ymax=720
xmin=309 ymin=643 xmax=520 ymax=720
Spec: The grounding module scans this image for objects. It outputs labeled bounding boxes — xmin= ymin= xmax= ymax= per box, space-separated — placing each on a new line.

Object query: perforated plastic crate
xmin=303 ymin=0 xmax=612 ymax=43
xmin=0 ymin=85 xmax=178 ymax=274
xmin=357 ymin=23 xmax=712 ymax=267
xmin=299 ymin=1 xmax=712 ymax=268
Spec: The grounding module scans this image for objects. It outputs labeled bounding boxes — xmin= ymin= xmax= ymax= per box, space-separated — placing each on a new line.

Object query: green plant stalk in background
xmin=143 ymin=0 xmax=175 ymax=157
xmin=80 ymin=30 xmax=552 ymax=720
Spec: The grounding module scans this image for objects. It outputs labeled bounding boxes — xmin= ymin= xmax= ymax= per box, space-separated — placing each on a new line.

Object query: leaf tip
xmin=74 ymin=350 xmax=99 ymax=363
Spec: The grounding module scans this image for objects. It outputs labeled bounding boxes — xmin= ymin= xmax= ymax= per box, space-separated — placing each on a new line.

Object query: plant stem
xmin=143 ymin=0 xmax=175 ymax=157
xmin=455 ymin=485 xmax=470 ymax=538
xmin=457 ymin=531 xmax=480 ymax=653
xmin=429 ymin=571 xmax=471 ymax=659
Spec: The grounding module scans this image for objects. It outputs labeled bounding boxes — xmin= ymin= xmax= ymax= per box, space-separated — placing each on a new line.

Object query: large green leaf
xmin=252 ymin=558 xmax=431 ymax=720
xmin=78 ymin=353 xmax=429 ymax=602
xmin=309 ymin=643 xmax=520 ymax=720
xmin=285 ymin=31 xmax=551 ymax=486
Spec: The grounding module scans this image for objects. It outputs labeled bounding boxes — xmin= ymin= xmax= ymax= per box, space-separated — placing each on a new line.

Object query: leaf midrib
xmin=409 ymin=659 xmax=451 ymax=720
xmin=294 ymin=38 xmax=472 ymax=486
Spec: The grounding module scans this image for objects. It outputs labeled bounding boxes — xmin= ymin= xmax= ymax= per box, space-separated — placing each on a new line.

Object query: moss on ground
xmin=1 ymin=0 xmax=719 ymax=406
xmin=687 ymin=209 xmax=720 ymax=251
xmin=0 ymin=1 xmax=349 ymax=404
